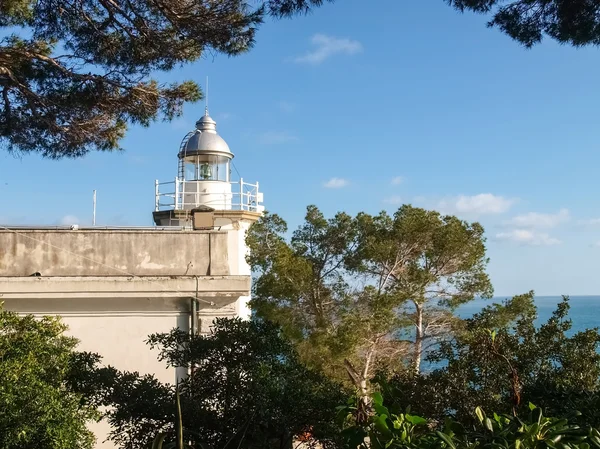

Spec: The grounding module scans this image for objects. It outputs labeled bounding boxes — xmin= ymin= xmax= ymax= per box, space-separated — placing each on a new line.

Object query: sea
xmin=457 ymin=296 xmax=600 ymax=333
xmin=419 ymin=296 xmax=600 ymax=372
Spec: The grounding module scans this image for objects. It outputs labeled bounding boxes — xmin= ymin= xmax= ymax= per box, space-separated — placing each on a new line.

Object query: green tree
xmin=352 ymin=205 xmax=493 ymax=373
xmin=0 ymin=0 xmax=329 ymax=158
xmin=445 ymin=0 xmax=600 ymax=48
xmin=0 ymin=306 xmax=99 ymax=449
xmin=382 ymin=293 xmax=600 ymax=427
xmin=90 ymin=318 xmax=347 ymax=449
xmin=246 ymin=207 xmax=359 ymax=375
xmin=247 ymin=206 xmax=400 ymax=399
xmin=246 ymin=205 xmax=492 ymax=398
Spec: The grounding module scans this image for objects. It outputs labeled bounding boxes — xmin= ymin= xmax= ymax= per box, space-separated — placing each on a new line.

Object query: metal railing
xmin=155 ymin=178 xmax=264 ymax=213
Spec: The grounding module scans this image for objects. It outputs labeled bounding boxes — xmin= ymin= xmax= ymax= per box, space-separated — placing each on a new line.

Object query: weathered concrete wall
xmin=0 ymin=229 xmax=230 ymax=276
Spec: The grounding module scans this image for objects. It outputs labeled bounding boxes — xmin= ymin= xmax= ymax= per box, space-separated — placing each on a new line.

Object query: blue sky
xmin=2 ymin=0 xmax=600 ymax=296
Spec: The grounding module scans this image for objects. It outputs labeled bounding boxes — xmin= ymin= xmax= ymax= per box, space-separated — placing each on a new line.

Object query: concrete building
xmin=0 ymin=107 xmax=264 ymax=448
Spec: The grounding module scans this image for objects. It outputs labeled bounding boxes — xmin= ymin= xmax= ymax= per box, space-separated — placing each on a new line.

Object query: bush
xmin=0 ymin=308 xmax=99 ymax=449
xmin=339 ymin=393 xmax=600 ymax=449
xmin=91 ymin=318 xmax=349 ymax=449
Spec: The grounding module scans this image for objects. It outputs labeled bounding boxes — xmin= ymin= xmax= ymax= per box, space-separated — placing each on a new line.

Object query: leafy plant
xmin=338 ymin=392 xmax=432 ymax=449
xmin=0 ymin=306 xmax=99 ymax=449
xmin=339 ymin=392 xmax=600 ymax=449
xmin=462 ymin=403 xmax=591 ymax=449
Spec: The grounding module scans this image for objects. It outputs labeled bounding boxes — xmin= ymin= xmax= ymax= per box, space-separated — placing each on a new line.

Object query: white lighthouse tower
xmin=153 ymin=106 xmax=264 ymax=320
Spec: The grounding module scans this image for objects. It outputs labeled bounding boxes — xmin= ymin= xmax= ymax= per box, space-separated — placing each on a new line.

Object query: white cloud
xmin=497 ymin=209 xmax=568 ymax=248
xmin=324 ymin=177 xmax=349 ymax=189
xmin=294 ymin=34 xmax=363 ymax=64
xmin=579 ymin=218 xmax=600 ymax=226
xmin=496 ymin=229 xmax=561 ymax=246
xmin=391 ymin=176 xmax=404 ymax=186
xmin=59 ymin=215 xmax=80 ymax=225
xmin=257 ymin=131 xmax=297 ymax=145
xmin=383 ymin=195 xmax=403 ymax=205
xmin=436 ymin=194 xmax=515 ymax=216
xmin=505 ymin=208 xmax=570 ymax=229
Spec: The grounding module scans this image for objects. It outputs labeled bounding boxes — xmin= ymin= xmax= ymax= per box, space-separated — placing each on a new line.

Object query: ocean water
xmin=418 ymin=296 xmax=600 ymax=372
xmin=457 ymin=296 xmax=600 ymax=332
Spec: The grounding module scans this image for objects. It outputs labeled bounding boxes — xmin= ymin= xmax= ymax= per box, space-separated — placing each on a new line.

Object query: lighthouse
xmin=153 ymin=106 xmax=264 ymax=320
xmin=153 ymin=107 xmax=264 ymax=226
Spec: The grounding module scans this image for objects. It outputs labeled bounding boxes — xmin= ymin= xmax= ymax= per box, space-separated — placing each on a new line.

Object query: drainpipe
xmin=190 ymin=297 xmax=198 ymax=335
xmin=188 ymin=278 xmax=200 ymax=379
xmin=190 ymin=276 xmax=199 ymax=336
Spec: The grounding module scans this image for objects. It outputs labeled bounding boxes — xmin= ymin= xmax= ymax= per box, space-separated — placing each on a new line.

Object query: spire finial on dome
xmin=196 ymin=76 xmax=217 ymax=132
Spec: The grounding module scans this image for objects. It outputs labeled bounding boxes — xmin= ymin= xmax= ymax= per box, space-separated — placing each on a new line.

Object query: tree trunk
xmin=344 ymin=344 xmax=376 ymax=426
xmin=413 ymin=302 xmax=423 ymax=374
xmin=359 ymin=345 xmax=374 ymax=413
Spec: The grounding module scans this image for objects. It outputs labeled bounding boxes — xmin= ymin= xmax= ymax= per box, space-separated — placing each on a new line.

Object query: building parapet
xmin=0 ymin=228 xmax=231 ymax=277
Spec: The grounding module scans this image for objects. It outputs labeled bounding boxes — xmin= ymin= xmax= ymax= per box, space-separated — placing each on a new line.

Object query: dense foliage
xmin=89 ymin=318 xmax=347 ymax=449
xmin=246 ymin=205 xmax=492 ymax=395
xmin=0 ymin=307 xmax=98 ymax=449
xmin=341 ymin=392 xmax=600 ymax=449
xmin=446 ymin=1 xmax=600 ymax=48
xmin=380 ymin=293 xmax=600 ymax=428
xmin=0 ymin=0 xmax=330 ymax=158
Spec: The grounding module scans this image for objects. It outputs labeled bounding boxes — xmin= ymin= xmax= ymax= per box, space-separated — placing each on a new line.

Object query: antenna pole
xmin=92 ymin=190 xmax=97 ymax=226
xmin=205 ymin=76 xmax=209 ymax=115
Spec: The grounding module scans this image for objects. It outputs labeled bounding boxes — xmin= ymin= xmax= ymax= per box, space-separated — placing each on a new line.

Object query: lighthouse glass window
xmin=185 ymin=155 xmax=230 ymax=182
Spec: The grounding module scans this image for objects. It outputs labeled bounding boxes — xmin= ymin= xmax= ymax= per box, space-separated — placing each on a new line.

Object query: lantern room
xmin=179 ymin=113 xmax=233 ymax=183
xmin=174 ymin=110 xmax=234 ymax=211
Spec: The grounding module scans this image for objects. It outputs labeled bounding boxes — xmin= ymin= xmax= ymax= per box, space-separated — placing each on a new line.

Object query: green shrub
xmin=339 ymin=393 xmax=600 ymax=449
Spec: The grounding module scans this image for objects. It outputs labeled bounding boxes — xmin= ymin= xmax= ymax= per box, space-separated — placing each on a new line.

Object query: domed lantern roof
xmin=178 ymin=110 xmax=234 ymax=161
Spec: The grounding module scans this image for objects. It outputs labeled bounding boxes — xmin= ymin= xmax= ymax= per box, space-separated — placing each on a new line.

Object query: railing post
xmin=174 ymin=177 xmax=179 ymax=210
xmin=180 ymin=176 xmax=186 ymax=209
xmin=93 ymin=189 xmax=97 ymax=225
xmin=155 ymin=180 xmax=159 ymax=212
xmin=239 ymin=177 xmax=244 ymax=211
xmin=255 ymin=182 xmax=259 ymax=212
